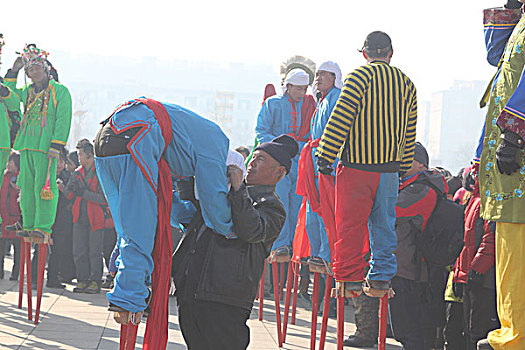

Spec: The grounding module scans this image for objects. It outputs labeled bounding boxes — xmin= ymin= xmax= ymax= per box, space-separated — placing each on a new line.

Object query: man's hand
xmin=467 ymin=269 xmax=485 ymax=288
xmin=227 ymin=164 xmax=244 ymax=191
xmin=12 ymin=57 xmax=24 ymax=72
xmin=316 ymin=157 xmax=333 ymax=175
xmin=496 ymin=130 xmax=524 ymax=175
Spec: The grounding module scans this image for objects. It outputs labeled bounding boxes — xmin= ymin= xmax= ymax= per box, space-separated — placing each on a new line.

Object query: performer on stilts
xmin=93 ymin=98 xmax=233 ymax=349
xmin=315 ymin=31 xmax=417 ymax=298
xmin=3 ymin=44 xmax=72 ymax=241
xmin=256 ymin=56 xmax=316 ymax=261
xmin=299 ymin=60 xmax=342 ymax=272
xmin=475 ymin=1 xmax=525 ymax=348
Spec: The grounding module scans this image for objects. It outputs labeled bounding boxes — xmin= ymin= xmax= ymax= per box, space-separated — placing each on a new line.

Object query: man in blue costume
xmin=304 ymin=61 xmax=343 ymax=270
xmin=93 ymin=98 xmax=233 ymax=344
xmin=256 ymin=68 xmax=316 ymax=261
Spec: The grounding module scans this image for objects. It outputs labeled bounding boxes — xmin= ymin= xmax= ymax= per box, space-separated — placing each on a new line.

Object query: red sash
xmin=134 ymin=98 xmax=173 ymax=350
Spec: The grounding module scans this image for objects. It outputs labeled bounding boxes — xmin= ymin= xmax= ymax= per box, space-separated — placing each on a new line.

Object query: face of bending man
xmin=245 ymin=150 xmax=286 ymax=186
xmin=315 ymin=70 xmax=336 ymax=95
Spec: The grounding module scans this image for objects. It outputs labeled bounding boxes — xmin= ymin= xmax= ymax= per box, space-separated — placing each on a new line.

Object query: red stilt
xmin=291 ymin=262 xmax=299 ymax=325
xmin=34 ymin=243 xmax=47 ymax=324
xmin=258 ymin=262 xmax=266 ymax=321
xmin=272 ymin=262 xmax=283 ymax=347
xmin=281 ymin=262 xmax=294 ymax=343
xmin=378 ymin=294 xmax=389 ymax=350
xmin=125 ymin=324 xmax=139 ymax=349
xmin=336 ymin=291 xmax=345 ymax=350
xmin=25 ymin=241 xmax=32 ymax=321
xmin=119 ymin=323 xmax=139 ymax=350
xmin=310 ymin=272 xmax=321 ymax=350
xmin=279 ymin=263 xmax=285 ymax=301
xmin=119 ymin=324 xmax=128 ymax=350
xmin=318 ymin=274 xmax=333 ymax=350
xmin=18 ymin=240 xmax=26 ymax=309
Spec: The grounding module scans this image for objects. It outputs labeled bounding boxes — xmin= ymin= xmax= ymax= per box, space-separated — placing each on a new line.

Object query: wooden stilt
xmin=17 ymin=239 xmax=26 ymax=309
xmin=318 ymin=274 xmax=333 ymax=350
xmin=258 ymin=262 xmax=266 ymax=321
xmin=272 ymin=262 xmax=283 ymax=347
xmin=25 ymin=241 xmax=32 ymax=321
xmin=281 ymin=262 xmax=294 ymax=343
xmin=34 ymin=243 xmax=48 ymax=324
xmin=291 ymin=262 xmax=299 ymax=325
xmin=336 ymin=289 xmax=344 ymax=350
xmin=378 ymin=294 xmax=389 ymax=350
xmin=310 ymin=272 xmax=320 ymax=350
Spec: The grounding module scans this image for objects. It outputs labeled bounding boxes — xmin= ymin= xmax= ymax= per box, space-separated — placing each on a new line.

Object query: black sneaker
xmin=343 ymin=335 xmax=377 ymax=348
xmin=9 ymin=275 xmax=18 ymax=281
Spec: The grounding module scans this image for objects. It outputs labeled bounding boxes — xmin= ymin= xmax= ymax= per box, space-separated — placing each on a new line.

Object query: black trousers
xmin=389 ymin=276 xmax=427 ymax=350
xmin=48 ymin=225 xmax=75 ymax=283
xmin=0 ymin=238 xmax=20 ymax=278
xmin=463 ymin=285 xmax=500 ymax=350
xmin=444 ymin=301 xmax=466 ymax=350
xmin=178 ymin=299 xmax=251 ymax=350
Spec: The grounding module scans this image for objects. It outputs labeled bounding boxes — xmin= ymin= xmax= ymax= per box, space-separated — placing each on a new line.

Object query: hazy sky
xmin=1 ymin=0 xmax=504 ymax=100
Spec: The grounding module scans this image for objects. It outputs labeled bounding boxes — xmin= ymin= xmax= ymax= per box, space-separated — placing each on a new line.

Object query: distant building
xmin=425 ymin=80 xmax=487 ymax=173
xmin=55 ymin=51 xmax=278 ymax=150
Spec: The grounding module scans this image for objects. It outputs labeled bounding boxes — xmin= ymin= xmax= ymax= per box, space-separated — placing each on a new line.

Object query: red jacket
xmin=0 ymin=170 xmax=21 ymax=239
xmin=453 ymin=185 xmax=496 ymax=286
xmin=68 ymin=164 xmax=107 ymax=231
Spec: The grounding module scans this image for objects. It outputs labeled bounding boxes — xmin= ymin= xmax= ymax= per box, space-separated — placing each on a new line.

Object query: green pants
xmin=0 ymin=149 xmax=10 ymax=225
xmin=19 ymin=150 xmax=58 ymax=235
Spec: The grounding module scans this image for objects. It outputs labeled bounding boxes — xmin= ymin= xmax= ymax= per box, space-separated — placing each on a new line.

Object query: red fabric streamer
xmin=292 ymin=199 xmax=311 ymax=262
xmin=295 ymin=95 xmax=316 ymax=142
xmin=135 ymin=98 xmax=173 ymax=350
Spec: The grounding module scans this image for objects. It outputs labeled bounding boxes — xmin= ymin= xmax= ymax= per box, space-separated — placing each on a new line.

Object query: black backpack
xmin=409 ymin=180 xmax=465 ymax=266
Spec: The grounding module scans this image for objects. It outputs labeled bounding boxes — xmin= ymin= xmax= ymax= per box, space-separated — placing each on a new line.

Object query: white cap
xmin=282 ymin=68 xmax=310 ymax=94
xmin=318 ymin=61 xmax=343 ymax=89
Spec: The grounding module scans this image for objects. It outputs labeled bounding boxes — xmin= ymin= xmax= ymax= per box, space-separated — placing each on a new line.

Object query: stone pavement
xmin=0 ymin=255 xmax=402 ymax=349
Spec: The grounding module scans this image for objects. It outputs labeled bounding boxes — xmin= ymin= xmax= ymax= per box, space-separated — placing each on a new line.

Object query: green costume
xmin=0 ymin=85 xmax=21 ymax=224
xmin=4 ymin=75 xmax=72 ymax=235
xmin=480 ymin=8 xmax=525 ymax=223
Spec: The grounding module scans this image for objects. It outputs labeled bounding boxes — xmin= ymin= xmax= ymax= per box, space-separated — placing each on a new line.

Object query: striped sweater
xmin=315 ymin=61 xmax=417 ymax=173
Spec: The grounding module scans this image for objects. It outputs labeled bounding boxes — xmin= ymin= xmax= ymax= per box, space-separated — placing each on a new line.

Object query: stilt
xmin=336 ymin=289 xmax=344 ymax=350
xmin=310 ymin=272 xmax=320 ymax=350
xmin=291 ymin=262 xmax=299 ymax=325
xmin=272 ymin=262 xmax=283 ymax=347
xmin=258 ymin=262 xmax=266 ymax=321
xmin=25 ymin=241 xmax=32 ymax=321
xmin=318 ymin=274 xmax=333 ymax=350
xmin=279 ymin=262 xmax=285 ymax=301
xmin=34 ymin=243 xmax=48 ymax=324
xmin=378 ymin=294 xmax=389 ymax=350
xmin=281 ymin=262 xmax=294 ymax=343
xmin=17 ymin=239 xmax=26 ymax=309
xmin=120 ymin=324 xmax=139 ymax=350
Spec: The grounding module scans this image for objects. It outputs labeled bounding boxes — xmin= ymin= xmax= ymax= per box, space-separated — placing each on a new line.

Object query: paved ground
xmin=0 ymin=253 xmax=402 ymax=349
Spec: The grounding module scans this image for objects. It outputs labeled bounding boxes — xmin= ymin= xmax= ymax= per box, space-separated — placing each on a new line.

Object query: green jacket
xmin=0 ymin=86 xmax=21 ymax=151
xmin=4 ymin=77 xmax=71 ymax=153
xmin=480 ymin=8 xmax=525 ymax=223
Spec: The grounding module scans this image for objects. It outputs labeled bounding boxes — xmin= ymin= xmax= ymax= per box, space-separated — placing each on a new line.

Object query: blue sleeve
xmin=497 ymin=66 xmax=525 ymax=139
xmin=194 ymin=155 xmax=234 ymax=237
xmin=170 ymin=184 xmax=196 ymax=226
xmin=483 ymin=7 xmax=522 ymax=66
xmin=474 ymin=123 xmax=485 ymax=164
xmin=255 ymin=99 xmax=277 ymax=143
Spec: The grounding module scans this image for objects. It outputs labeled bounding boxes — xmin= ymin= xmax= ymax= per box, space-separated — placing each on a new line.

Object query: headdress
xmin=280 ymin=55 xmax=316 ymax=85
xmin=21 ymin=44 xmax=50 ymax=72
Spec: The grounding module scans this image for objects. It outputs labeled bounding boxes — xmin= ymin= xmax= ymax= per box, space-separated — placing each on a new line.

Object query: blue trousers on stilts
xmin=95 ymin=154 xmax=157 ymax=313
xmin=272 ymin=158 xmax=302 ymax=250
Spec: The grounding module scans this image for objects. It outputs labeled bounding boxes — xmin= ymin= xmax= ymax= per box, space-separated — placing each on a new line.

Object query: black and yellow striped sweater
xmin=315 ymin=61 xmax=417 ymax=173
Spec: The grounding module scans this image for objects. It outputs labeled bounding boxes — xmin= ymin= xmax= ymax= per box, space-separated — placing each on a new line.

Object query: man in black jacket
xmin=173 ymin=135 xmax=298 ymax=350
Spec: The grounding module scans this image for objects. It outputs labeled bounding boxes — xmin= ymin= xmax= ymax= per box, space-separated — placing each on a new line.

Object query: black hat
xmin=255 ymin=135 xmax=299 ymax=174
xmin=360 ymin=31 xmax=392 ymax=54
xmin=414 ymin=142 xmax=429 ymax=169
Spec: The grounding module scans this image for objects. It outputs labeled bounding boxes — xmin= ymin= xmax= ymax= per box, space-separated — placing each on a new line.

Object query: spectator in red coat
xmin=453 ymin=179 xmax=499 ymax=350
xmin=66 ymin=139 xmax=108 ymax=294
xmin=0 ymin=152 xmax=21 ymax=280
